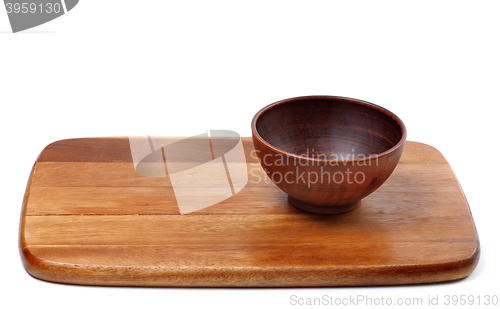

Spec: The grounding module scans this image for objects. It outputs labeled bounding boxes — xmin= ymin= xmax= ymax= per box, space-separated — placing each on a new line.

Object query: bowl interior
xmin=255 ymin=97 xmax=403 ymax=158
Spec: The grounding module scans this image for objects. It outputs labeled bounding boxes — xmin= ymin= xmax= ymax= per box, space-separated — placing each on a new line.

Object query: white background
xmin=1 ymin=1 xmax=499 ymax=308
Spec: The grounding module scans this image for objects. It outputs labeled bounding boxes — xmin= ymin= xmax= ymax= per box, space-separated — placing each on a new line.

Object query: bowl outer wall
xmin=251 ymin=96 xmax=407 ymax=207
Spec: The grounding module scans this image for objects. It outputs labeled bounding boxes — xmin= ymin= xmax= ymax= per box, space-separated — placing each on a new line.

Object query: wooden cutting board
xmin=19 ymin=138 xmax=479 ymax=287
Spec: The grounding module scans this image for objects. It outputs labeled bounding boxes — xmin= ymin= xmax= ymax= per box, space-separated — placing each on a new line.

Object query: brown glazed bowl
xmin=251 ymin=95 xmax=406 ymax=214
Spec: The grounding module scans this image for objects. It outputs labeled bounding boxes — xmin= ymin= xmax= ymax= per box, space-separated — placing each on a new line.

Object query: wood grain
xmin=19 ymin=138 xmax=480 ymax=287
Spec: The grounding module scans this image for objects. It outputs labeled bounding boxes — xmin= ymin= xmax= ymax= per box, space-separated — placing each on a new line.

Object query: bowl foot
xmin=288 ymin=196 xmax=360 ymax=214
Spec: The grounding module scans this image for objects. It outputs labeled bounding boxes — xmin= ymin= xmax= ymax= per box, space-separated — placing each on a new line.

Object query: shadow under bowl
xmin=251 ymin=95 xmax=406 ymax=214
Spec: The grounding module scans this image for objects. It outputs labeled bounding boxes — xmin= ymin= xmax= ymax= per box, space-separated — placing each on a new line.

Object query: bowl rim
xmin=251 ymin=95 xmax=407 ymax=163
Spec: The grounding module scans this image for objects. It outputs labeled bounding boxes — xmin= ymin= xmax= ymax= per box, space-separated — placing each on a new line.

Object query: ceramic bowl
xmin=251 ymin=95 xmax=406 ymax=214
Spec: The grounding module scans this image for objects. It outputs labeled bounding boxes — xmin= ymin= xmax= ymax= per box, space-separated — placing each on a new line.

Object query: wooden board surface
xmin=19 ymin=138 xmax=480 ymax=287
